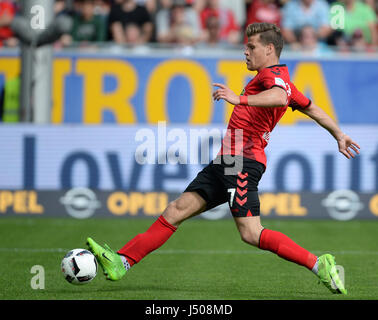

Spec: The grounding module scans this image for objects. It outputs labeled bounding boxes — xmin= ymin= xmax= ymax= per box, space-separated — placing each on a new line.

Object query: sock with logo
xmin=258 ymin=229 xmax=318 ymax=271
xmin=117 ymin=215 xmax=177 ymax=268
xmin=119 ymin=255 xmax=131 ymax=271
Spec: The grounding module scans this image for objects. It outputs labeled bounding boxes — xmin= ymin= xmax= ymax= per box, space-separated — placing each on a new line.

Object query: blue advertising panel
xmin=0 ymin=52 xmax=377 ymax=124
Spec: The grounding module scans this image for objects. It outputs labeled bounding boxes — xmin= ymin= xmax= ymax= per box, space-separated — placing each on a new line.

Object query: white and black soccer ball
xmin=61 ymin=249 xmax=97 ymax=285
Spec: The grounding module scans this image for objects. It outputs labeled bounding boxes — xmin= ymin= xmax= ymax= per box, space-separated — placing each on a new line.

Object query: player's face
xmin=244 ymin=35 xmax=271 ymax=71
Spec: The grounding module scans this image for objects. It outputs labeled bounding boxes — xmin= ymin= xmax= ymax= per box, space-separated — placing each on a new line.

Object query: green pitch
xmin=1 ymin=217 xmax=377 ymax=300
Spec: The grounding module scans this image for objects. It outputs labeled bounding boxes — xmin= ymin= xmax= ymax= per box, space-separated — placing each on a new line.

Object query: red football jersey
xmin=219 ymin=64 xmax=311 ymax=167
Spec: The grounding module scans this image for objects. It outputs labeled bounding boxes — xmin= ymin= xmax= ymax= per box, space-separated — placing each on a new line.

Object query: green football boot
xmin=317 ymin=254 xmax=347 ymax=295
xmin=86 ymin=237 xmax=126 ymax=281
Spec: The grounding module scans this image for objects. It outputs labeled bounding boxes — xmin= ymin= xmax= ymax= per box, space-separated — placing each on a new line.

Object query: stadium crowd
xmin=0 ymin=0 xmax=377 ymax=53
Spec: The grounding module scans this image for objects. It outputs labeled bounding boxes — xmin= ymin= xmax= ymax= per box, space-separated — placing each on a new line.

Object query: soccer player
xmin=87 ymin=22 xmax=360 ymax=294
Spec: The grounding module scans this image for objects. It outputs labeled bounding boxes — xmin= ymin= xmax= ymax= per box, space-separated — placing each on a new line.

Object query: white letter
xmin=157 ymin=121 xmax=167 ymax=164
xmin=330 ymin=5 xmax=345 ymax=30
xmin=30 ymin=5 xmax=45 ymax=30
xmin=30 ymin=265 xmax=45 ymax=289
xmin=135 ymin=128 xmax=155 ymax=164
xmin=167 ymin=128 xmax=187 ymax=164
xmin=189 ymin=128 xmax=222 ymax=165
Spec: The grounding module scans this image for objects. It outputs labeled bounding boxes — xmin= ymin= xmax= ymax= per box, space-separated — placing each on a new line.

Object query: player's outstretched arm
xmin=212 ymin=83 xmax=287 ymax=107
xmin=298 ymin=102 xmax=360 ymax=159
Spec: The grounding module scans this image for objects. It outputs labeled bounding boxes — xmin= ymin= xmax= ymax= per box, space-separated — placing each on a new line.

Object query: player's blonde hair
xmin=246 ymin=22 xmax=284 ymax=58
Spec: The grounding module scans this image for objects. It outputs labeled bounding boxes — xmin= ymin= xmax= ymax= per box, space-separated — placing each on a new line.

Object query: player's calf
xmin=234 ymin=216 xmax=264 ymax=247
xmin=239 ymin=226 xmax=264 ymax=247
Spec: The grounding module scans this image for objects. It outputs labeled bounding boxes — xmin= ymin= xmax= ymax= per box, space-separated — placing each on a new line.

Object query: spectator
xmin=93 ymin=0 xmax=112 ymax=18
xmin=364 ymin=0 xmax=375 ymax=11
xmin=55 ymin=0 xmax=69 ymax=15
xmin=134 ymin=0 xmax=157 ymax=14
xmin=108 ymin=0 xmax=153 ymax=44
xmin=281 ymin=0 xmax=332 ymax=48
xmin=331 ymin=0 xmax=377 ymax=47
xmin=220 ymin=0 xmax=245 ymax=28
xmin=199 ymin=0 xmax=240 ymax=45
xmin=156 ymin=0 xmax=201 ymax=44
xmin=124 ymin=22 xmax=150 ymax=46
xmin=62 ymin=0 xmax=107 ymax=46
xmin=299 ymin=24 xmax=332 ymax=54
xmin=246 ymin=0 xmax=282 ymax=28
xmin=197 ymin=13 xmax=232 ymax=48
xmin=0 ymin=0 xmax=18 ymax=47
xmin=203 ymin=14 xmax=220 ymax=45
xmin=108 ymin=0 xmax=124 ymax=5
xmin=349 ymin=28 xmax=370 ymax=51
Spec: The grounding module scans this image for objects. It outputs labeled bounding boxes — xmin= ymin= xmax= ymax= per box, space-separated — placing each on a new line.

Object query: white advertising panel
xmin=0 ymin=124 xmax=376 ymax=192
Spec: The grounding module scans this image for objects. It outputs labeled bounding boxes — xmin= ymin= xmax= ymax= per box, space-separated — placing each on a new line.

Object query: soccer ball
xmin=61 ymin=248 xmax=97 ymax=285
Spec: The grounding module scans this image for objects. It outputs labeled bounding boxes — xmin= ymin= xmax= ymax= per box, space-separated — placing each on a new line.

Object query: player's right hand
xmin=212 ymin=83 xmax=240 ymax=105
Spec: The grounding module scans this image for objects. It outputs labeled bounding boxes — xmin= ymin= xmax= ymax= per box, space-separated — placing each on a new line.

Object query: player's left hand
xmin=337 ymin=134 xmax=360 ymax=159
xmin=212 ymin=83 xmax=240 ymax=105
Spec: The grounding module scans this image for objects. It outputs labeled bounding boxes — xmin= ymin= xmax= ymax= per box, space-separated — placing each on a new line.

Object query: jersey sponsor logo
xmin=275 ymin=77 xmax=286 ymax=88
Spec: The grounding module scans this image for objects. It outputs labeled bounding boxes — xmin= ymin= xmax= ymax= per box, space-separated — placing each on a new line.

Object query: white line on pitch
xmin=0 ymin=247 xmax=378 ymax=256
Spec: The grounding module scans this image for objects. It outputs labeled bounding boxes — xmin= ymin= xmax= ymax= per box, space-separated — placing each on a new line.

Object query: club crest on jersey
xmin=262 ymin=131 xmax=270 ymax=143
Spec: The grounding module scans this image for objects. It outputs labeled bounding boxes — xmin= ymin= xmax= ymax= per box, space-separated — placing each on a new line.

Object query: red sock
xmin=258 ymin=229 xmax=317 ymax=270
xmin=117 ymin=215 xmax=177 ymax=266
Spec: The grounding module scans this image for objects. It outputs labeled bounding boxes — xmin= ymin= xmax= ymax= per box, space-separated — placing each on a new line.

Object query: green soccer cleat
xmin=86 ymin=237 xmax=126 ymax=281
xmin=317 ymin=254 xmax=347 ymax=295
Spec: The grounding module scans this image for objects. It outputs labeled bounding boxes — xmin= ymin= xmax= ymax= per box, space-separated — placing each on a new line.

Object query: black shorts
xmin=184 ymin=155 xmax=265 ymax=217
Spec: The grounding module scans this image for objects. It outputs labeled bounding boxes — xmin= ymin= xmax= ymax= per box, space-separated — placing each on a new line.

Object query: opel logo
xmin=60 ymin=188 xmax=101 ymax=219
xmin=322 ymin=190 xmax=363 ymax=221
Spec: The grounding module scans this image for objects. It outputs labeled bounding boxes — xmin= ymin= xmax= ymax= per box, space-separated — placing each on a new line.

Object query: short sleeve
xmin=364 ymin=4 xmax=377 ymax=23
xmin=259 ymin=69 xmax=287 ymax=91
xmin=138 ymin=6 xmax=152 ymax=24
xmin=288 ymin=83 xmax=311 ymax=111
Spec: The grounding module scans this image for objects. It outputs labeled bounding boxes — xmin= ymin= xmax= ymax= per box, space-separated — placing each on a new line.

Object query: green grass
xmin=0 ymin=217 xmax=377 ymax=300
